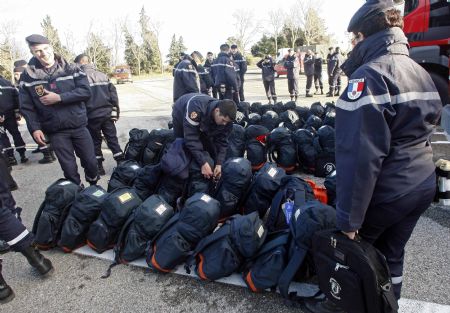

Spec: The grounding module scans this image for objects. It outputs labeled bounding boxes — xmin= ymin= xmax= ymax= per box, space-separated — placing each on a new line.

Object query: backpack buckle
xmin=381 ymin=282 xmax=392 ymax=292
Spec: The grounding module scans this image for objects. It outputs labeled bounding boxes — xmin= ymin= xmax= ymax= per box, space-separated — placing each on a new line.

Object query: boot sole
xmin=0 ymin=289 xmax=15 ymax=304
xmin=39 ymin=266 xmax=54 ymax=278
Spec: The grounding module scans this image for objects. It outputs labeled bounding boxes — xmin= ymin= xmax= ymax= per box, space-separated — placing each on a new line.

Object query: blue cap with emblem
xmin=347 ymin=0 xmax=395 ymax=32
xmin=25 ymin=34 xmax=50 ymax=46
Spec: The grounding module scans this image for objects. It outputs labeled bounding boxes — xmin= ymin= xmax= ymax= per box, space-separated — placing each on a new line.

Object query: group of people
xmin=0 ymin=0 xmax=444 ymax=310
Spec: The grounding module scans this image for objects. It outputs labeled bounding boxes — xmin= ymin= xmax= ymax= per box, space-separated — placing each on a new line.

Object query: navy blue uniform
xmin=197 ymin=64 xmax=213 ymax=96
xmin=172 ymin=93 xmax=232 ymax=166
xmin=81 ymin=64 xmax=123 ymax=162
xmin=232 ymin=52 xmax=247 ymax=101
xmin=256 ymin=58 xmax=277 ymax=102
xmin=0 ymin=77 xmax=26 ymax=159
xmin=335 ymin=27 xmax=442 ymax=298
xmin=284 ymin=55 xmax=300 ymax=99
xmin=210 ymin=52 xmax=238 ymax=101
xmin=313 ymin=55 xmax=324 ymax=93
xmin=19 ymin=55 xmax=98 ymax=185
xmin=204 ymin=58 xmax=217 ymax=98
xmin=173 ymin=57 xmax=200 ymax=102
xmin=328 ymin=51 xmax=344 ymax=95
xmin=303 ymin=54 xmax=315 ymax=96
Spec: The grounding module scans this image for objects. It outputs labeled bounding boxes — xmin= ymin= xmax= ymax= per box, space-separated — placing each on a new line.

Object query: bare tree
xmin=232 ymin=9 xmax=262 ymax=53
xmin=285 ymin=7 xmax=302 ymax=49
xmin=294 ymin=0 xmax=327 ymax=46
xmin=268 ymin=9 xmax=285 ymax=54
xmin=0 ymin=20 xmax=24 ymax=82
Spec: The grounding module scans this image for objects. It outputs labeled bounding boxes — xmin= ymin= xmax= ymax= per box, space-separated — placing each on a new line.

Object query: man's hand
xmin=213 ymin=165 xmax=222 ymax=180
xmin=0 ymin=115 xmax=4 ymax=123
xmin=201 ymin=162 xmax=213 ymax=179
xmin=40 ymin=89 xmax=61 ymax=105
xmin=342 ymin=231 xmax=357 ymax=240
xmin=33 ymin=130 xmax=47 ymax=146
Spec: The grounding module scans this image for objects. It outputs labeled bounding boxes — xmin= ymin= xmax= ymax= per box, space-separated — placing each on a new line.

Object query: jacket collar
xmin=26 ymin=54 xmax=69 ymax=79
xmin=341 ymin=27 xmax=409 ymax=77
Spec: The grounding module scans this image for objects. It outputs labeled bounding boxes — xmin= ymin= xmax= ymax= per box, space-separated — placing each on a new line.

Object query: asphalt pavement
xmin=1 ymin=73 xmax=449 ymax=313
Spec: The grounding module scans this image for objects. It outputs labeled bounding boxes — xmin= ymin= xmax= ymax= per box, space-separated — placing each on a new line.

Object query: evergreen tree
xmin=139 ymin=7 xmax=162 ymax=73
xmin=177 ymin=36 xmax=187 ymax=56
xmin=40 ymin=15 xmax=74 ymax=61
xmin=167 ymin=34 xmax=179 ymax=66
xmin=123 ymin=28 xmax=143 ymax=75
xmin=84 ymin=33 xmax=112 ymax=74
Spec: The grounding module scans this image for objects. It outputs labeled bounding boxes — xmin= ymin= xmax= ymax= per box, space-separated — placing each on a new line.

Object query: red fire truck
xmin=402 ymin=0 xmax=449 ymax=105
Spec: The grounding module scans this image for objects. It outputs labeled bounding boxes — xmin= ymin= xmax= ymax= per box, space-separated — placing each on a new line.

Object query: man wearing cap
xmin=173 ymin=52 xmax=200 ymax=102
xmin=303 ymin=50 xmax=315 ymax=97
xmin=211 ymin=44 xmax=239 ymax=102
xmin=204 ymin=52 xmax=217 ymax=98
xmin=0 ymin=74 xmax=28 ymax=166
xmin=230 ymin=44 xmax=247 ymax=101
xmin=326 ymin=47 xmax=344 ymax=97
xmin=190 ymin=51 xmax=213 ymax=96
xmin=19 ymin=34 xmax=98 ymax=186
xmin=74 ymin=54 xmax=123 ymax=176
xmin=304 ymin=1 xmax=442 ymax=311
xmin=171 ymin=93 xmax=236 ymax=180
xmin=283 ymin=48 xmax=300 ymax=102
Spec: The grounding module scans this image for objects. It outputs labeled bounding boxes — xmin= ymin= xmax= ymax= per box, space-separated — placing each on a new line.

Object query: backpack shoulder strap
xmin=253 ymin=232 xmax=289 ymax=259
xmin=265 ymin=189 xmax=286 ymax=232
xmin=32 ymin=201 xmax=46 ymax=234
xmin=113 ymin=214 xmax=135 ymax=263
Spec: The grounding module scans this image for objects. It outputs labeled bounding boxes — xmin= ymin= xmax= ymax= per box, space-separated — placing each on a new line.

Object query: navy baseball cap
xmin=231 ymin=44 xmax=238 ymax=49
xmin=14 ymin=60 xmax=27 ymax=67
xmin=347 ymin=0 xmax=395 ymax=32
xmin=25 ymin=34 xmax=50 ymax=45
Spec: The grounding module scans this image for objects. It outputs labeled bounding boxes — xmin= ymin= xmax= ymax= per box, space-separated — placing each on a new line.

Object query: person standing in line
xmin=284 ymin=48 xmax=300 ymax=102
xmin=256 ymin=55 xmax=277 ymax=104
xmin=313 ymin=52 xmax=324 ymax=95
xmin=230 ymin=44 xmax=247 ymax=101
xmin=303 ymin=50 xmax=315 ymax=97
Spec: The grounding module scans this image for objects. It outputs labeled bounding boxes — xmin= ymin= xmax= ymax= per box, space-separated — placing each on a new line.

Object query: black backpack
xmin=277 ymin=200 xmax=336 ymax=299
xmin=147 ymin=193 xmax=220 ymax=272
xmin=186 ymin=156 xmax=214 ymax=199
xmin=294 ymin=106 xmax=310 ymax=126
xmin=32 ymin=179 xmax=81 ymax=250
xmin=237 ymin=101 xmax=251 ymax=116
xmin=266 ymin=127 xmax=297 ymax=173
xmin=187 ymin=212 xmax=267 ymax=281
xmin=312 ymin=230 xmax=398 ymax=313
xmin=304 ymin=115 xmax=323 ymax=132
xmin=234 ymin=111 xmax=247 ymax=128
xmin=264 ymin=176 xmax=316 ymax=233
xmin=114 ymin=194 xmax=174 ymax=263
xmin=132 ymin=164 xmax=162 ymax=201
xmin=87 ymin=187 xmax=142 ymax=253
xmin=214 ymin=157 xmax=253 ymax=220
xmin=156 ymin=174 xmax=186 ymax=209
xmin=261 ymin=110 xmax=280 ymax=131
xmin=141 ymin=128 xmax=175 ymax=166
xmin=242 ymin=162 xmax=286 ymax=217
xmin=245 ymin=125 xmax=269 ymax=171
xmin=323 ymin=102 xmax=336 ymax=127
xmin=314 ymin=125 xmax=336 ymax=178
xmin=58 ymin=185 xmax=108 ymax=252
xmin=226 ymin=124 xmax=246 ymax=160
xmin=243 ymin=231 xmax=290 ymax=292
xmin=324 ymin=171 xmax=336 ymax=208
xmin=107 ymin=160 xmax=141 ymax=192
xmin=279 ymin=110 xmax=301 ymax=131
xmin=247 ymin=113 xmax=261 ymax=126
xmin=124 ymin=128 xmax=150 ymax=162
xmin=310 ymin=102 xmax=325 ymax=118
xmin=292 ymin=128 xmax=317 ymax=174
xmin=273 ymin=102 xmax=286 ymax=114
xmin=250 ymin=102 xmax=263 ymax=115
xmin=284 ymin=101 xmax=297 ymax=112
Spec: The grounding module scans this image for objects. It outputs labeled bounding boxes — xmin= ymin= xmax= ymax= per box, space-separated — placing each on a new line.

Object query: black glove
xmin=111 ymin=106 xmax=119 ymax=122
xmin=14 ymin=109 xmax=21 ymax=121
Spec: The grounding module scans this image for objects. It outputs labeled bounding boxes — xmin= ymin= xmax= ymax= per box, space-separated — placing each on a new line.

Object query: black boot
xmin=7 ymin=157 xmax=17 ymax=166
xmin=20 ymin=152 xmax=28 ymax=164
xmin=306 ymin=92 xmax=313 ymax=98
xmin=326 ymin=87 xmax=334 ymax=97
xmin=31 ymin=147 xmax=40 ymax=154
xmin=97 ymin=159 xmax=106 ymax=176
xmin=303 ymin=298 xmax=346 ymax=313
xmin=294 ymin=95 xmax=298 ymax=102
xmin=334 ymin=88 xmax=340 ymax=96
xmin=272 ymin=96 xmax=277 ymax=103
xmin=21 ymin=245 xmax=54 ymax=276
xmin=38 ymin=149 xmax=54 ymax=164
xmin=0 ymin=241 xmax=10 ymax=255
xmin=314 ymin=89 xmax=319 ymax=95
xmin=0 ymin=260 xmax=15 ymax=304
xmin=290 ymin=95 xmax=294 ymax=101
xmin=321 ymin=88 xmax=324 ymax=95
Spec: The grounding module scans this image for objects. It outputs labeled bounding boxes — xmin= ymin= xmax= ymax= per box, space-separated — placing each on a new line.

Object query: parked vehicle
xmin=114 ymin=65 xmax=133 ymax=84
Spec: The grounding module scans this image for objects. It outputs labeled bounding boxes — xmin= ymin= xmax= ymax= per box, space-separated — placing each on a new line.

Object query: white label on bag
xmin=156 ymin=204 xmax=167 ymax=215
xmin=257 ymin=225 xmax=265 ymax=238
xmin=92 ymin=190 xmax=105 ymax=197
xmin=59 ymin=181 xmax=71 ymax=186
xmin=130 ymin=165 xmax=140 ymax=170
xmin=294 ymin=209 xmax=301 ymax=221
xmin=118 ymin=192 xmax=133 ymax=204
xmin=201 ymin=194 xmax=211 ymax=203
xmin=267 ymin=167 xmax=277 ymax=178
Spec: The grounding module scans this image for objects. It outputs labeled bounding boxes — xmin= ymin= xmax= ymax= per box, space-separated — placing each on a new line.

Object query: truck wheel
xmin=276 ymin=73 xmax=280 ymax=78
xmin=429 ymin=72 xmax=449 ymax=106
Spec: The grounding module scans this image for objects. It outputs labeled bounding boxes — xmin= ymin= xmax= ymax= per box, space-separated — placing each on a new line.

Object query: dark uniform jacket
xmin=256 ymin=58 xmax=276 ymax=81
xmin=197 ymin=64 xmax=213 ymax=94
xmin=19 ymin=55 xmax=91 ymax=134
xmin=232 ymin=52 xmax=247 ymax=78
xmin=303 ymin=54 xmax=315 ymax=76
xmin=210 ymin=52 xmax=238 ymax=91
xmin=80 ymin=64 xmax=119 ymax=120
xmin=327 ymin=51 xmax=344 ymax=76
xmin=172 ymin=93 xmax=232 ymax=166
xmin=314 ymin=56 xmax=323 ymax=75
xmin=0 ymin=77 xmax=19 ymax=117
xmin=284 ymin=55 xmax=300 ymax=79
xmin=335 ymin=27 xmax=442 ymax=232
xmin=173 ymin=56 xmax=200 ymax=102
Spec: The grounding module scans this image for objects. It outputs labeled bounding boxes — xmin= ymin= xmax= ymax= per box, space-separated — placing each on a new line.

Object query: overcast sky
xmin=0 ymin=0 xmax=363 ymax=61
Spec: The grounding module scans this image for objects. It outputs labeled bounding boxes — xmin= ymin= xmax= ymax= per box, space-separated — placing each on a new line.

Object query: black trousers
xmin=1 ymin=116 xmax=26 ymax=156
xmin=359 ymin=173 xmax=435 ymax=300
xmin=314 ymin=73 xmax=323 ymax=89
xmin=305 ymin=75 xmax=314 ymax=94
xmin=263 ymin=80 xmax=276 ymax=100
xmin=49 ymin=127 xmax=98 ymax=185
xmin=87 ymin=117 xmax=123 ymax=161
xmin=330 ymin=73 xmax=342 ymax=91
xmin=239 ymin=75 xmax=245 ymax=101
xmin=287 ymin=78 xmax=299 ymax=97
